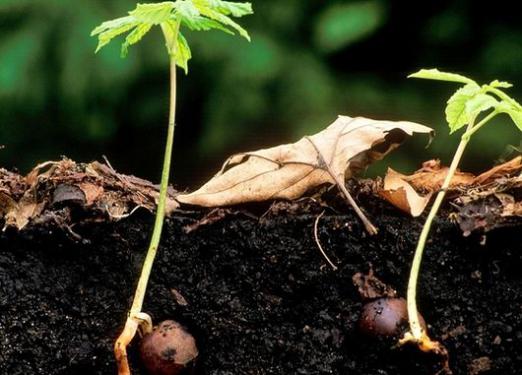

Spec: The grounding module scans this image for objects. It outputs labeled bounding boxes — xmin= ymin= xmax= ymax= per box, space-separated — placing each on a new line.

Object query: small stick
xmin=313 ymin=210 xmax=338 ymax=271
xmin=304 ymin=136 xmax=378 ymax=235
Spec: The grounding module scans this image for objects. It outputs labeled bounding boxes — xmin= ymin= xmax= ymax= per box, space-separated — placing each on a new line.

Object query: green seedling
xmin=401 ymin=69 xmax=522 ymax=355
xmin=91 ymin=2 xmax=252 ymax=374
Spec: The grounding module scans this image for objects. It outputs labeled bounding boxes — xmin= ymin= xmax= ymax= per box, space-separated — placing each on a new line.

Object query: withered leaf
xmin=399 ymin=159 xmax=475 ymax=193
xmin=379 ymin=168 xmax=433 ymax=217
xmin=381 ymin=156 xmax=522 ymax=218
xmin=177 ymin=116 xmax=433 ymax=207
xmin=473 ymin=155 xmax=522 ymax=185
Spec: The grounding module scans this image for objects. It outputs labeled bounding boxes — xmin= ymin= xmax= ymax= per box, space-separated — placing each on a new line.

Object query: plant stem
xmin=405 ymin=121 xmax=473 ymax=341
xmin=130 ymin=57 xmax=177 ymax=314
xmin=462 ymin=110 xmax=498 ymax=141
xmin=114 ymin=57 xmax=177 ymax=375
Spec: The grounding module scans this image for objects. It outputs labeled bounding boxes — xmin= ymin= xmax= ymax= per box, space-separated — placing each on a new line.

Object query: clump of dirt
xmin=1 ymin=165 xmax=522 ymax=374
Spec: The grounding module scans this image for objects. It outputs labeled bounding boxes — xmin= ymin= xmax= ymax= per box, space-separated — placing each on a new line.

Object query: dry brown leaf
xmin=495 ymin=193 xmax=522 ymax=217
xmin=401 ymin=159 xmax=475 ymax=192
xmin=474 ymin=155 xmax=522 ymax=184
xmin=177 ymin=116 xmax=432 ymax=207
xmin=379 ymin=168 xmax=433 ymax=217
xmin=4 ymin=190 xmax=44 ymax=230
xmin=78 ymin=182 xmax=104 ymax=206
xmin=0 ymin=192 xmax=17 ymax=216
xmin=383 ymin=156 xmax=522 ymax=222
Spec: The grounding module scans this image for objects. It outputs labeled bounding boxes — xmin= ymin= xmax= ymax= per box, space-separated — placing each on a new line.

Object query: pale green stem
xmin=130 ymin=57 xmax=177 ymax=314
xmin=406 ymin=120 xmax=475 ymax=340
xmin=462 ymin=110 xmax=499 ymax=141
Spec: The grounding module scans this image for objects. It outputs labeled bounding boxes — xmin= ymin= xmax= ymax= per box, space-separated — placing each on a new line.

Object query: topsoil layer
xmin=1 ymin=185 xmax=521 ymax=375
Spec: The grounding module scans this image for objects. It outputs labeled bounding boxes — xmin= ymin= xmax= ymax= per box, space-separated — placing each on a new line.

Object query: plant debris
xmin=177 ymin=116 xmax=432 ymax=207
xmin=379 ymin=168 xmax=433 ymax=216
xmin=0 ymin=158 xmax=179 ymax=231
xmin=379 ymin=156 xmax=522 ymax=230
xmin=177 ymin=115 xmax=432 ymax=233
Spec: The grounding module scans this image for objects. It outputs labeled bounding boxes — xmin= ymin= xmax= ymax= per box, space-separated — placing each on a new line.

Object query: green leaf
xmin=465 ymin=93 xmax=499 ymax=117
xmin=212 ymin=1 xmax=253 ymax=17
xmin=121 ymin=23 xmax=153 ymax=57
xmin=193 ymin=1 xmax=251 ymax=40
xmin=91 ymin=0 xmax=252 ymax=70
xmin=93 ymin=18 xmax=138 ymax=53
xmin=409 ymin=68 xmax=477 ymax=85
xmin=445 ymin=83 xmax=481 ymax=132
xmin=174 ymin=32 xmax=192 ymax=73
xmin=184 ymin=15 xmax=234 ymax=34
xmin=129 ymin=2 xmax=176 ymax=25
xmin=174 ymin=1 xmax=201 ymax=20
xmin=313 ymin=1 xmax=386 ymax=53
xmin=489 ymin=79 xmax=513 ymax=89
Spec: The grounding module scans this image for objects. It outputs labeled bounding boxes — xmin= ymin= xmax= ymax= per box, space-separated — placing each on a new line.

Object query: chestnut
xmin=139 ymin=320 xmax=198 ymax=375
xmin=359 ymin=298 xmax=426 ymax=339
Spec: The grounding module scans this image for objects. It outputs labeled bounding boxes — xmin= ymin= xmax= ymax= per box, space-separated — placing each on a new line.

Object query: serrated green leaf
xmin=174 ymin=1 xmax=200 ymax=20
xmin=129 ymin=2 xmax=176 ymax=25
xmin=91 ymin=16 xmax=136 ymax=36
xmin=194 ymin=2 xmax=251 ymax=40
xmin=489 ymin=79 xmax=513 ymax=89
xmin=409 ymin=68 xmax=477 ymax=85
xmin=213 ymin=1 xmax=253 ymax=17
xmin=95 ymin=21 xmax=138 ymax=53
xmin=180 ymin=15 xmax=234 ymax=34
xmin=91 ymin=0 xmax=252 ymax=71
xmin=174 ymin=32 xmax=192 ymax=73
xmin=121 ymin=23 xmax=153 ymax=57
xmin=465 ymin=93 xmax=499 ymax=117
xmin=445 ymin=83 xmax=481 ymax=133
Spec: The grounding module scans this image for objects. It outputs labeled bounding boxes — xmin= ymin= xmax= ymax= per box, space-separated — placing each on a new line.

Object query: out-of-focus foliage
xmin=0 ymin=0 xmax=521 ymax=187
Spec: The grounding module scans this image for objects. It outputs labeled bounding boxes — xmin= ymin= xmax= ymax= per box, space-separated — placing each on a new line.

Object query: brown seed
xmin=139 ymin=320 xmax=198 ymax=375
xmin=359 ymin=297 xmax=426 ymax=338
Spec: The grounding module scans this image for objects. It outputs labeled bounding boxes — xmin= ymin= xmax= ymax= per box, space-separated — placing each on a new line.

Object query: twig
xmin=305 ymin=136 xmax=378 ymax=235
xmin=313 ymin=211 xmax=338 ymax=271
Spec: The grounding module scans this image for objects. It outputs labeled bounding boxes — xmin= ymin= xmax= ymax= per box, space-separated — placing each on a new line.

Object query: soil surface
xmin=1 ymin=180 xmax=522 ymax=375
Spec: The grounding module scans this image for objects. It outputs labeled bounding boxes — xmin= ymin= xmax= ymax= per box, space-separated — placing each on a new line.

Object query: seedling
xmin=401 ymin=69 xmax=522 ymax=354
xmin=91 ymin=2 xmax=252 ymax=374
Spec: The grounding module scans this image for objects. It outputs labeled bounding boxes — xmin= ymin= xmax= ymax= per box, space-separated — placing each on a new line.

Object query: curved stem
xmin=114 ymin=57 xmax=177 ymax=375
xmin=405 ymin=122 xmax=473 ymax=341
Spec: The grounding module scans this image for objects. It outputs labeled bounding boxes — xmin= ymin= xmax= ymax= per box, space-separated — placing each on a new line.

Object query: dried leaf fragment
xmin=473 ymin=155 xmax=522 ymax=184
xmin=177 ymin=116 xmax=432 ymax=207
xmin=399 ymin=159 xmax=475 ymax=193
xmin=379 ymin=168 xmax=433 ymax=217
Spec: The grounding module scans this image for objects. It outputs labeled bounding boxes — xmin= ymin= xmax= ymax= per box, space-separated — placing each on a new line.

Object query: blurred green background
xmin=1 ymin=0 xmax=521 ymax=188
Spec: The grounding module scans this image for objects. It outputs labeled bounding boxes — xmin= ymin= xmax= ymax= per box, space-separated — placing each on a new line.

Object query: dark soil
xmin=1 ymin=185 xmax=521 ymax=375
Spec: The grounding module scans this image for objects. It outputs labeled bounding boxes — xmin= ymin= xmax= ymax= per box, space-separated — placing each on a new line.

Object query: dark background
xmin=1 ymin=0 xmax=521 ymax=189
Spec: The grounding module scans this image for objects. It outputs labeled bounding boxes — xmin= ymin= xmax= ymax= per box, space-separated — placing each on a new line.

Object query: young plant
xmin=401 ymin=69 xmax=522 ymax=354
xmin=91 ymin=2 xmax=252 ymax=374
